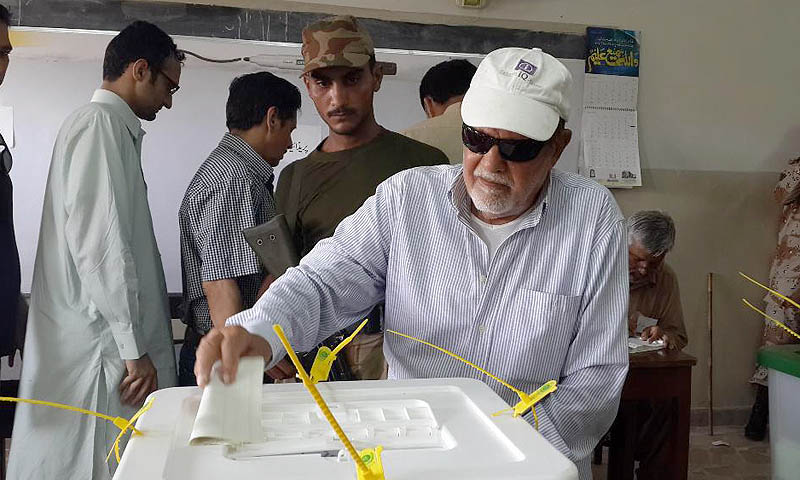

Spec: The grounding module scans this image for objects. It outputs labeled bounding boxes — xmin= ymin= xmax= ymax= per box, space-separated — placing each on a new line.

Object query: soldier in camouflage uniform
xmin=300 ymin=15 xmax=375 ymax=75
xmin=274 ymin=15 xmax=448 ymax=380
xmin=746 ymin=156 xmax=800 ymax=440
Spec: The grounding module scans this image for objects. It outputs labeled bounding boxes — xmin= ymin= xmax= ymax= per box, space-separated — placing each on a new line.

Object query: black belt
xmin=343 ymin=304 xmax=383 ymax=335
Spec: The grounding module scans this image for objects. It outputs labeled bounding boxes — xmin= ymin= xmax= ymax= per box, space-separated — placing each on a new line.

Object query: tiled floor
xmin=591 ymin=425 xmax=771 ymax=479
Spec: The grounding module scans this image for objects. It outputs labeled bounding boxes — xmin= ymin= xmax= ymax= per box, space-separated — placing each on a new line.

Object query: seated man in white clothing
xmin=195 ymin=47 xmax=629 ymax=479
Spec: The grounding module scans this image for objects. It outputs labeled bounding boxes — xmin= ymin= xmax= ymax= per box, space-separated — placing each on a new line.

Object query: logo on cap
xmin=515 ymin=60 xmax=537 ymax=74
xmin=514 ymin=59 xmax=537 ymax=81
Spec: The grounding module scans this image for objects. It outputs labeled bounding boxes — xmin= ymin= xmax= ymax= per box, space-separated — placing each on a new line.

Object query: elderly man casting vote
xmin=196 ymin=47 xmax=629 ymax=479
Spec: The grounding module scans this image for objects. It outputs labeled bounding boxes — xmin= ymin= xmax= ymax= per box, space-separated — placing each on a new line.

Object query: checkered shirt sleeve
xmin=188 ymin=177 xmax=262 ymax=282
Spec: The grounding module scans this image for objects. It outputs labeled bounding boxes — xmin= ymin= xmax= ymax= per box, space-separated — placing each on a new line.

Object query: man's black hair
xmin=226 ymin=71 xmax=301 ymax=130
xmin=103 ymin=21 xmax=185 ymax=81
xmin=0 ymin=5 xmax=11 ymax=26
xmin=419 ymin=59 xmax=477 ymax=108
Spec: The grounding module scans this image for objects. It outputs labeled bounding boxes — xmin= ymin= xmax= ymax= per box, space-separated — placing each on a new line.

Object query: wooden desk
xmin=607 ymin=350 xmax=697 ymax=480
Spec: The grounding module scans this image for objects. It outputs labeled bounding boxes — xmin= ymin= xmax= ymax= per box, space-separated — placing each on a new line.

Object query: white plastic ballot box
xmin=113 ymin=377 xmax=578 ymax=480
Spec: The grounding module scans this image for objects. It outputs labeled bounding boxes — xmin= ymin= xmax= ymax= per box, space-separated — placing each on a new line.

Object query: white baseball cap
xmin=461 ymin=47 xmax=572 ymax=142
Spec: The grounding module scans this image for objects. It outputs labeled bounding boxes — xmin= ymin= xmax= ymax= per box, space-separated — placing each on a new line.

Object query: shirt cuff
xmin=226 ymin=310 xmax=287 ymax=371
xmin=109 ymin=328 xmax=145 ymax=360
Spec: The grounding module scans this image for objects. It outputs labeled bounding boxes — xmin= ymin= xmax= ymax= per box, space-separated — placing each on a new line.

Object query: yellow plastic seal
xmin=740 ymin=272 xmax=800 ymax=340
xmin=274 ymin=324 xmax=386 ymax=480
xmin=0 ymin=395 xmax=154 ymax=464
xmin=310 ymin=318 xmax=370 ymax=383
xmin=387 ymin=330 xmax=557 ymax=428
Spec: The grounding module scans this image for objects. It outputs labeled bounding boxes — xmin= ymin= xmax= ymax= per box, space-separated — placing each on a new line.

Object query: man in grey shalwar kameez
xmin=9 ymin=21 xmax=183 ymax=479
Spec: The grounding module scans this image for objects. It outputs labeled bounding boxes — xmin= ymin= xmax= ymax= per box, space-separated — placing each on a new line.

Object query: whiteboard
xmin=3 ymin=29 xmax=585 ymax=293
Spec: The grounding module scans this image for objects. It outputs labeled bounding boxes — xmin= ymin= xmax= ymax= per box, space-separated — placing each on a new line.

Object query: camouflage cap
xmin=301 ymin=15 xmax=375 ymax=74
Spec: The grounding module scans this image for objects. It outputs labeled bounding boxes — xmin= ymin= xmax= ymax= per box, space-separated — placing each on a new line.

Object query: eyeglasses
xmin=157 ymin=69 xmax=180 ymax=96
xmin=0 ymin=133 xmax=11 ymax=174
xmin=461 ymin=123 xmax=547 ymax=163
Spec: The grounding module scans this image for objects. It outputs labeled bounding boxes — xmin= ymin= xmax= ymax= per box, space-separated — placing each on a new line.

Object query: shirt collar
xmin=443 ymin=101 xmax=462 ymax=118
xmin=219 ymin=133 xmax=274 ymax=185
xmin=90 ymin=89 xmax=143 ymax=139
xmin=447 ymin=170 xmax=551 ymax=230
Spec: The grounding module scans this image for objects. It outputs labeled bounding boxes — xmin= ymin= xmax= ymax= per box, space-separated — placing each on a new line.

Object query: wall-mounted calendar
xmin=580 ymin=27 xmax=642 ymax=188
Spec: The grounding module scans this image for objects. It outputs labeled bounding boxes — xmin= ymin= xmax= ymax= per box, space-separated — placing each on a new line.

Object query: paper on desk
xmin=635 ymin=314 xmax=658 ymax=334
xmin=189 ymin=356 xmax=265 ymax=446
xmin=627 ymin=337 xmax=665 ymax=354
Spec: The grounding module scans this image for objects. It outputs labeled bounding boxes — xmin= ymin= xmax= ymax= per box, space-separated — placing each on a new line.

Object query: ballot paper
xmin=627 ymin=337 xmax=665 ymax=354
xmin=189 ymin=356 xmax=266 ymax=446
xmin=185 ymin=354 xmax=446 ymax=457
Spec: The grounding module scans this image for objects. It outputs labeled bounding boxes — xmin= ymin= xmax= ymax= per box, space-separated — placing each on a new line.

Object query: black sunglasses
xmin=461 ymin=123 xmax=547 ymax=162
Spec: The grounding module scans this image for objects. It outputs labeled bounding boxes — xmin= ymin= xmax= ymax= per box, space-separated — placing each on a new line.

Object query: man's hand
xmin=663 ymin=334 xmax=678 ymax=350
xmin=194 ymin=326 xmax=272 ymax=387
xmin=120 ymin=354 xmax=158 ymax=406
xmin=640 ymin=325 xmax=664 ymax=344
xmin=267 ymin=357 xmax=296 ymax=380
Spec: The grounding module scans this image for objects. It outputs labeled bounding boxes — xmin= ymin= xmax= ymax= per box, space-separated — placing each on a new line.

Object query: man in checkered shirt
xmin=178 ymin=72 xmax=301 ymax=386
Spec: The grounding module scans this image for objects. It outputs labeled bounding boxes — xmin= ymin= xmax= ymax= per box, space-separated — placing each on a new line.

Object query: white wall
xmin=3 ymin=57 xmax=422 ymax=291
xmin=4 ymin=30 xmax=584 ymax=294
xmin=253 ymin=0 xmax=800 ymax=173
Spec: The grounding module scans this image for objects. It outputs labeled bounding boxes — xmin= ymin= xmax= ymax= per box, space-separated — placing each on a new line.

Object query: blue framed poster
xmin=585 ymin=27 xmax=640 ymax=77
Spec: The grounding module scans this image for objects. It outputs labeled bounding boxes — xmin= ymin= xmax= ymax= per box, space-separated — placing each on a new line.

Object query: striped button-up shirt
xmin=229 ymin=165 xmax=629 ymax=478
xmin=180 ymin=133 xmax=276 ymax=333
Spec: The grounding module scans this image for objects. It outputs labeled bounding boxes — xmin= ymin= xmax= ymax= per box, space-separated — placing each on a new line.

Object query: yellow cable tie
xmin=386 ymin=330 xmax=557 ymax=420
xmin=386 ymin=330 xmax=526 ymax=397
xmin=493 ymin=406 xmax=540 ymax=429
xmin=357 ymin=445 xmax=387 ymax=480
xmin=332 ymin=319 xmax=370 ymax=357
xmin=742 ymin=298 xmax=800 ymax=341
xmin=740 ymin=272 xmax=800 ymax=312
xmin=0 ymin=396 xmax=143 ymax=436
xmin=274 ymin=325 xmax=385 ymax=480
xmin=310 ymin=318 xmax=370 ymax=384
xmin=105 ymin=398 xmax=155 ymax=464
xmin=491 ymin=380 xmax=557 ymax=424
xmin=491 ymin=406 xmax=515 ymax=417
xmin=0 ymin=395 xmax=153 ymax=465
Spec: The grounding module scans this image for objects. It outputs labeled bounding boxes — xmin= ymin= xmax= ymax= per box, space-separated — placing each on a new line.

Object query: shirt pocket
xmin=503 ymin=289 xmax=582 ymax=377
